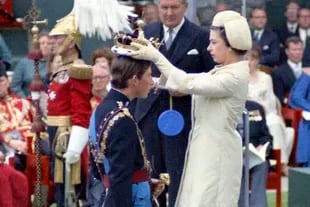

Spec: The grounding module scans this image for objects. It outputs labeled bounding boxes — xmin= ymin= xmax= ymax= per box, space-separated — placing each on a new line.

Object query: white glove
xmin=302 ymin=110 xmax=310 ymax=120
xmin=63 ymin=125 xmax=89 ymax=165
xmin=112 ymin=42 xmax=177 ymax=78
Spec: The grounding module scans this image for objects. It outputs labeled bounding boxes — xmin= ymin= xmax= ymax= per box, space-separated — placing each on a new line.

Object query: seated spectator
xmin=0 ymin=33 xmax=12 ymax=70
xmin=247 ymin=45 xmax=293 ymax=175
xmin=91 ymin=47 xmax=115 ymax=91
xmin=91 ymin=47 xmax=115 ymax=66
xmin=0 ymin=147 xmax=28 ymax=207
xmin=289 ymin=68 xmax=310 ymax=167
xmin=238 ymin=100 xmax=273 ymax=207
xmin=273 ymin=36 xmax=304 ymax=105
xmin=0 ymin=63 xmax=34 ymax=171
xmin=90 ymin=63 xmax=111 ymax=109
xmin=275 ymin=1 xmax=300 ymax=64
xmin=250 ymin=7 xmax=280 ymax=67
xmin=297 ymin=7 xmax=310 ymax=67
xmin=10 ymin=31 xmax=51 ymax=98
xmin=142 ymin=3 xmax=160 ymax=25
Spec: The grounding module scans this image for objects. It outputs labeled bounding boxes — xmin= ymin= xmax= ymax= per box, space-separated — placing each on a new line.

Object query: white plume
xmin=72 ymin=0 xmax=137 ymax=40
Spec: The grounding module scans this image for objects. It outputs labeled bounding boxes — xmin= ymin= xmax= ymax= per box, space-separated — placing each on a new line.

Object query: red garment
xmin=0 ymin=96 xmax=34 ymax=142
xmin=0 ymin=164 xmax=28 ymax=207
xmin=47 ymin=72 xmax=92 ymax=128
xmin=90 ymin=95 xmax=103 ymax=110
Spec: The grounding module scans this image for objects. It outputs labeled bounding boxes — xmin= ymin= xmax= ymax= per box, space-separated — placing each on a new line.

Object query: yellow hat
xmin=49 ymin=14 xmax=82 ymax=46
xmin=212 ymin=10 xmax=252 ymax=51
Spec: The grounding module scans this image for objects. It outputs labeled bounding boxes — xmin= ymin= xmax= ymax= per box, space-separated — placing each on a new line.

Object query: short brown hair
xmin=91 ymin=47 xmax=115 ymax=66
xmin=285 ymin=36 xmax=303 ymax=48
xmin=111 ymin=56 xmax=151 ymax=89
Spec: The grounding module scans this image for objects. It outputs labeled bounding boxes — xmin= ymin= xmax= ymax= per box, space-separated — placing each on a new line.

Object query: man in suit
xmin=273 ymin=36 xmax=304 ymax=105
xmin=297 ymin=7 xmax=310 ymax=67
xmin=134 ymin=0 xmax=214 ymax=206
xmin=250 ymin=7 xmax=280 ymax=67
xmin=238 ymin=100 xmax=273 ymax=207
xmin=275 ymin=1 xmax=300 ymax=64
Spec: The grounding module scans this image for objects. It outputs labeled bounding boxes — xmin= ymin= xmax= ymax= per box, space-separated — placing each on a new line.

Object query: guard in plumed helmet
xmin=47 ymin=14 xmax=92 ymax=207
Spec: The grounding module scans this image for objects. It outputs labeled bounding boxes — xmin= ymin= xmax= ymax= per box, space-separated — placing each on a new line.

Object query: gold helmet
xmin=50 ymin=14 xmax=82 ymax=54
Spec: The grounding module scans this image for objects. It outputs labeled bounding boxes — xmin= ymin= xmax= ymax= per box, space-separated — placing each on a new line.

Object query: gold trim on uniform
xmin=68 ymin=64 xmax=92 ymax=80
xmin=47 ymin=115 xmax=71 ymax=127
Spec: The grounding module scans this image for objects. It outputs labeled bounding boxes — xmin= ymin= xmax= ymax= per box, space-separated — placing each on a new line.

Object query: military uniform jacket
xmin=47 ymin=68 xmax=92 ymax=128
xmin=94 ymin=89 xmax=147 ymax=207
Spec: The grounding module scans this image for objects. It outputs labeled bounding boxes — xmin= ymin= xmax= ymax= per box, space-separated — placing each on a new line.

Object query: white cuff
xmin=302 ymin=111 xmax=310 ymax=120
xmin=67 ymin=125 xmax=89 ymax=154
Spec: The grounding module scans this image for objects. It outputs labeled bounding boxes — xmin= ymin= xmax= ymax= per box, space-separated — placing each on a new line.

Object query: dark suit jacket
xmin=272 ymin=62 xmax=296 ymax=104
xmin=302 ymin=37 xmax=310 ymax=67
xmin=95 ymin=89 xmax=146 ymax=207
xmin=275 ymin=24 xmax=299 ymax=64
xmin=253 ymin=28 xmax=280 ymax=67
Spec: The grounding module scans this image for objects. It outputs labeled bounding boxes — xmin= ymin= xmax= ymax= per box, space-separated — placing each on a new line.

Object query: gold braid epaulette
xmin=68 ymin=64 xmax=93 ymax=80
xmin=92 ymin=103 xmax=151 ymax=173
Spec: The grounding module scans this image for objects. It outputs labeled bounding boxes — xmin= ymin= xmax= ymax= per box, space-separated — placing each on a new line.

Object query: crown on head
xmin=113 ymin=20 xmax=162 ymax=51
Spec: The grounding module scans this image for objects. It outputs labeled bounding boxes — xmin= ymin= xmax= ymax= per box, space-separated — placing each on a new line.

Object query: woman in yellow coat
xmin=113 ymin=10 xmax=252 ymax=207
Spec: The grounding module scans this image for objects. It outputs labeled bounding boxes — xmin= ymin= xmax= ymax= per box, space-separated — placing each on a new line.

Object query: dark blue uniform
xmin=238 ymin=100 xmax=273 ymax=207
xmin=91 ymin=89 xmax=151 ymax=207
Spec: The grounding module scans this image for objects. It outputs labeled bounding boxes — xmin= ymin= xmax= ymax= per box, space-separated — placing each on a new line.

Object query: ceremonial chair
xmin=267 ymin=149 xmax=282 ymax=207
xmin=258 ymin=64 xmax=273 ymax=75
xmin=281 ymin=106 xmax=302 ymax=167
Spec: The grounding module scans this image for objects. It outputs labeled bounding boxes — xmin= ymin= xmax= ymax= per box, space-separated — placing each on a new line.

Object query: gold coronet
xmin=113 ymin=21 xmax=162 ymax=51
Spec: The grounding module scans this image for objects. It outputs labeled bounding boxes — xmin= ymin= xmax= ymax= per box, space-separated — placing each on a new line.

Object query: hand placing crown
xmin=111 ymin=20 xmax=162 ymax=59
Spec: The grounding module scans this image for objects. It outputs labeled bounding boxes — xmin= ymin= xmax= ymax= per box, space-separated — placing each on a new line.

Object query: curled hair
xmin=91 ymin=47 xmax=115 ymax=66
xmin=210 ymin=26 xmax=247 ymax=55
xmin=111 ymin=56 xmax=151 ymax=89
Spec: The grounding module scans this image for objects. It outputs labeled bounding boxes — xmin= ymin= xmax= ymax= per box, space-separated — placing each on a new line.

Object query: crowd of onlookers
xmin=0 ymin=0 xmax=310 ymax=206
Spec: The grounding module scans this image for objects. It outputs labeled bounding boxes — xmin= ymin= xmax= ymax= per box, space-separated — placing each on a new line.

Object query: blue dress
xmin=289 ymin=72 xmax=310 ymax=166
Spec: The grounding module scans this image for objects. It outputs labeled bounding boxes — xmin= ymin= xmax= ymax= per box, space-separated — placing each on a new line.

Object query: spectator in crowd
xmin=142 ymin=3 xmax=160 ymax=25
xmin=91 ymin=47 xmax=114 ymax=91
xmin=289 ymin=68 xmax=310 ymax=167
xmin=238 ymin=100 xmax=273 ymax=207
xmin=273 ymin=36 xmax=304 ymax=105
xmin=0 ymin=62 xmax=33 ymax=171
xmin=91 ymin=47 xmax=115 ymax=66
xmin=297 ymin=7 xmax=310 ymax=67
xmin=275 ymin=1 xmax=300 ymax=64
xmin=90 ymin=63 xmax=111 ymax=115
xmin=297 ymin=7 xmax=310 ymax=47
xmin=215 ymin=2 xmax=228 ymax=13
xmin=0 ymin=33 xmax=12 ymax=70
xmin=133 ymin=0 xmax=214 ymax=206
xmin=250 ymin=7 xmax=280 ymax=67
xmin=10 ymin=31 xmax=51 ymax=98
xmin=247 ymin=45 xmax=293 ymax=176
